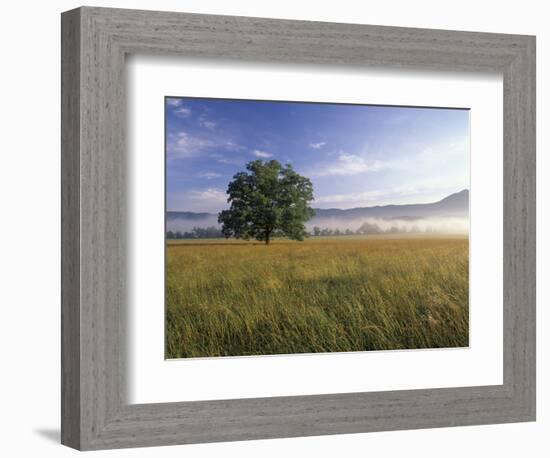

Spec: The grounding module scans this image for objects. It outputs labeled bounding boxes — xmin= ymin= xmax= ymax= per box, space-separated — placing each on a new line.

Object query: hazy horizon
xmin=167 ymin=187 xmax=469 ymax=213
xmin=166 ymin=188 xmax=469 ymax=235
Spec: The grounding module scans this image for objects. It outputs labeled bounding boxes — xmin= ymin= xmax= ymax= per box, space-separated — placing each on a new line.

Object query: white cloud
xmin=224 ymin=141 xmax=247 ymax=152
xmin=174 ymin=106 xmax=192 ymax=118
xmin=309 ymin=141 xmax=326 ymax=149
xmin=251 ymin=149 xmax=273 ymax=158
xmin=198 ymin=113 xmax=217 ymax=130
xmin=199 ymin=172 xmax=222 ymax=179
xmin=166 ymin=98 xmax=182 ymax=107
xmin=315 ymin=180 xmax=467 ymax=209
xmin=311 ymin=152 xmax=391 ymax=176
xmin=201 ymin=120 xmax=216 ymax=130
xmin=167 ymin=132 xmax=213 ymax=158
xmin=169 ymin=188 xmax=228 ymax=213
xmin=315 ymin=190 xmax=385 ymax=205
xmin=189 ymin=188 xmax=227 ymax=203
xmin=167 ymin=132 xmax=246 ymax=159
xmin=216 ymin=157 xmax=243 ymax=165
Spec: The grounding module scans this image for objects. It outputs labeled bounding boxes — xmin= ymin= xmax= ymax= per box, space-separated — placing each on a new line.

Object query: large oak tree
xmin=218 ymin=160 xmax=315 ymax=244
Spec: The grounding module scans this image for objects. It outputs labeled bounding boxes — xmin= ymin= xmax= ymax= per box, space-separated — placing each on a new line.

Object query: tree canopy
xmin=218 ymin=160 xmax=315 ymax=244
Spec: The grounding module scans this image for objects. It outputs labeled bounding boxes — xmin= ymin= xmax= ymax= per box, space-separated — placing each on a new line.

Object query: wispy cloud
xmin=315 ymin=190 xmax=385 ymax=205
xmin=316 ymin=179 xmax=466 ymax=209
xmin=167 ymin=132 xmax=213 ymax=159
xmin=201 ymin=120 xmax=216 ymax=130
xmin=189 ymin=188 xmax=227 ymax=202
xmin=169 ymin=188 xmax=228 ymax=212
xmin=311 ymin=152 xmax=392 ymax=177
xmin=198 ymin=113 xmax=217 ymax=130
xmin=167 ymin=131 xmax=246 ymax=159
xmin=214 ymin=156 xmax=244 ymax=165
xmin=174 ymin=106 xmax=192 ymax=118
xmin=251 ymin=149 xmax=273 ymax=158
xmin=199 ymin=172 xmax=222 ymax=179
xmin=166 ymin=98 xmax=182 ymax=107
xmin=221 ymin=141 xmax=245 ymax=152
xmin=309 ymin=141 xmax=326 ymax=149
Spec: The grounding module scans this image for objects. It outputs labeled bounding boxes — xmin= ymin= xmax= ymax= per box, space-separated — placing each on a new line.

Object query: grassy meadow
xmin=165 ymin=235 xmax=469 ymax=358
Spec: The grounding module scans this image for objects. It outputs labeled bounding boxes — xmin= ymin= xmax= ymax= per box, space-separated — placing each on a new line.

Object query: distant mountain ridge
xmin=166 ymin=211 xmax=214 ymax=220
xmin=167 ymin=189 xmax=469 ymax=225
xmin=312 ymin=189 xmax=469 ymax=220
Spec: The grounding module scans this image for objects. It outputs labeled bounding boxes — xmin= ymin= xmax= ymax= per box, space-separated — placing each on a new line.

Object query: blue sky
xmin=166 ymin=97 xmax=469 ymax=213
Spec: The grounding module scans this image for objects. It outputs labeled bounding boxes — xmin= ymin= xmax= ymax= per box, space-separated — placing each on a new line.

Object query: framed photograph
xmin=61 ymin=6 xmax=536 ymax=450
xmin=164 ymin=97 xmax=471 ymax=359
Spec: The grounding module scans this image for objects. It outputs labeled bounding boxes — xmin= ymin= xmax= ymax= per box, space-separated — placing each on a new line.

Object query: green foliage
xmin=218 ymin=160 xmax=315 ymax=244
xmin=167 ymin=226 xmax=222 ymax=239
xmin=166 ymin=236 xmax=469 ymax=358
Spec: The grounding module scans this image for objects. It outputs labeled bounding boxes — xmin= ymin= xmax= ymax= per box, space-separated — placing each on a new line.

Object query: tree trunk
xmin=265 ymin=229 xmax=270 ymax=245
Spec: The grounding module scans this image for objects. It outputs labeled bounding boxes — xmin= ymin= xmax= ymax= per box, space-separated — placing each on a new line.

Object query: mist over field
xmin=166 ymin=215 xmax=468 ymax=235
xmin=166 ymin=214 xmax=220 ymax=233
xmin=166 ymin=189 xmax=470 ymax=236
xmin=304 ymin=216 xmax=468 ymax=234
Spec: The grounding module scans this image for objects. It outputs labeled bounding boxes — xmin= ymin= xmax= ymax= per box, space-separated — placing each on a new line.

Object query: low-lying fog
xmin=167 ymin=215 xmax=469 ymax=235
xmin=305 ymin=216 xmax=468 ymax=234
xmin=167 ymin=215 xmax=220 ymax=233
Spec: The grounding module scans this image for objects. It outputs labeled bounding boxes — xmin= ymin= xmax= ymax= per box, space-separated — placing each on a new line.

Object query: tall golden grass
xmin=166 ymin=236 xmax=469 ymax=358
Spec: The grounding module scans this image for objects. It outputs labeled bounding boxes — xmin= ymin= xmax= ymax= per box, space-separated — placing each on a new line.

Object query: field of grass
xmin=166 ymin=235 xmax=469 ymax=358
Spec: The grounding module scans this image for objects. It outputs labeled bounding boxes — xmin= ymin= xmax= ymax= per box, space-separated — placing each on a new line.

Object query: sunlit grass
xmin=166 ymin=235 xmax=469 ymax=358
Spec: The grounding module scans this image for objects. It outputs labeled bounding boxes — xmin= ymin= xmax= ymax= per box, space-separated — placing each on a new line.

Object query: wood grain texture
xmin=60 ymin=7 xmax=81 ymax=449
xmin=61 ymin=6 xmax=536 ymax=450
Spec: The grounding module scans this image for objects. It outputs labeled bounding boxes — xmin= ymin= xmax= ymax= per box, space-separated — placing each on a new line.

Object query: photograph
xmin=165 ymin=96 xmax=470 ymax=359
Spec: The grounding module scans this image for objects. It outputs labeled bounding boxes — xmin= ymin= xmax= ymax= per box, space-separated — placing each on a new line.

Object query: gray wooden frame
xmin=61 ymin=6 xmax=536 ymax=451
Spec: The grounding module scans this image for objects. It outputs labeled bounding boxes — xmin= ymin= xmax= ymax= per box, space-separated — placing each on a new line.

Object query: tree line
xmin=167 ymin=226 xmax=222 ymax=239
xmin=167 ymin=221 xmax=436 ymax=239
xmin=310 ymin=221 xmax=434 ymax=237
